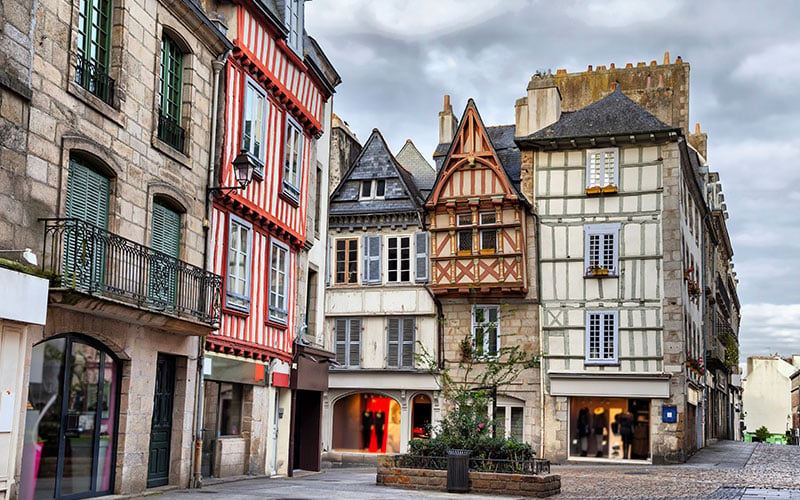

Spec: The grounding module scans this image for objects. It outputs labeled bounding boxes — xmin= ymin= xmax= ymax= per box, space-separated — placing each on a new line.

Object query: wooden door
xmin=147 ymin=354 xmax=175 ymax=487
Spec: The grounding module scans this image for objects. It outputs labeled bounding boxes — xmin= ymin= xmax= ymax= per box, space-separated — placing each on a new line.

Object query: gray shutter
xmin=414 ymin=232 xmax=429 ymax=282
xmin=401 ymin=318 xmax=415 ymax=368
xmin=335 ymin=318 xmax=347 ymax=366
xmin=363 ymin=235 xmax=381 ymax=284
xmin=387 ymin=318 xmax=399 ymax=368
xmin=64 ymin=159 xmax=109 ymax=290
xmin=348 ymin=318 xmax=361 ymax=367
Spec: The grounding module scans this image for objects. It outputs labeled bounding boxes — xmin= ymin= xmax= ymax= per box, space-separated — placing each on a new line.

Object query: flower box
xmin=586 ymin=266 xmax=609 ymax=276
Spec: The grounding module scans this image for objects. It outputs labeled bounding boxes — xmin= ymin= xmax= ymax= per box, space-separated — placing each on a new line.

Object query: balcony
xmin=157 ymin=110 xmax=186 ymax=152
xmin=41 ymin=218 xmax=222 ymax=329
xmin=74 ymin=54 xmax=116 ymax=106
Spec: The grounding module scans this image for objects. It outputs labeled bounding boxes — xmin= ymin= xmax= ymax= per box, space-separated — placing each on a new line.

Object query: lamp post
xmin=207 ymin=152 xmax=255 ymax=196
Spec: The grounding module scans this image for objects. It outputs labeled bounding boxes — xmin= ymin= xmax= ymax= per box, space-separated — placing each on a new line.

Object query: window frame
xmin=225 ymin=214 xmax=253 ymax=313
xmin=75 ymin=0 xmax=114 ymax=104
xmin=386 ymin=235 xmax=411 ymax=283
xmin=282 ymin=115 xmax=303 ymax=203
xmin=478 ymin=211 xmax=497 ymax=254
xmin=457 ymin=213 xmax=473 ymax=255
xmin=157 ymin=33 xmax=185 ymax=152
xmin=334 ymin=237 xmax=359 ymax=285
xmin=584 ymin=223 xmax=621 ymax=277
xmin=267 ymin=239 xmax=290 ymax=325
xmin=241 ymin=78 xmax=267 ymax=177
xmin=359 ymin=179 xmax=386 ymax=200
xmin=284 ymin=0 xmax=303 ymax=54
xmin=471 ymin=305 xmax=500 ymax=358
xmin=585 ymin=147 xmax=619 ymax=190
xmin=387 ymin=317 xmax=415 ymax=369
xmin=585 ymin=310 xmax=619 ymax=365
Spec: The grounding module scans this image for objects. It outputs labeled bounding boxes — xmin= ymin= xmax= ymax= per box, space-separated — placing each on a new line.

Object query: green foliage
xmin=408 ymin=435 xmax=535 ymax=461
xmin=755 ymin=426 xmax=771 ymax=442
xmin=720 ymin=332 xmax=739 ymax=370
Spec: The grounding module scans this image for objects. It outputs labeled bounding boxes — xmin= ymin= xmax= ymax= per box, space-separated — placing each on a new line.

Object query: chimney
xmin=438 ymin=95 xmax=458 ymax=144
xmin=519 ymin=74 xmax=561 ymax=135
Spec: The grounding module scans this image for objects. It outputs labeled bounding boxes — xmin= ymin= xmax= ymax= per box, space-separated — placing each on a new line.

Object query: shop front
xmin=332 ymin=393 xmax=401 ymax=453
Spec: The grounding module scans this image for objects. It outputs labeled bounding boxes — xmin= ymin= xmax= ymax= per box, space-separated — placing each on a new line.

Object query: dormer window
xmin=360 ymin=179 xmax=385 ymax=200
xmin=285 ymin=0 xmax=303 ymax=54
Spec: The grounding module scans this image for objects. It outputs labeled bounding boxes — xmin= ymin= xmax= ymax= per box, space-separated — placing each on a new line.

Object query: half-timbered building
xmin=206 ymin=0 xmax=338 ymax=478
xmin=428 ymin=98 xmax=541 ymax=448
xmin=515 ymin=74 xmax=711 ymax=463
xmin=323 ymin=129 xmax=438 ymax=458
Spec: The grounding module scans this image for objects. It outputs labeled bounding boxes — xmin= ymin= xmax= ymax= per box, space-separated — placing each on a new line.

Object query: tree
xmin=754 ymin=425 xmax=770 ymax=443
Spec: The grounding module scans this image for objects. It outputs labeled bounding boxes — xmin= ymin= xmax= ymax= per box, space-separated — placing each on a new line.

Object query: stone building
xmin=428 ymin=98 xmax=542 ymax=449
xmin=0 ymin=0 xmax=233 ymax=495
xmin=323 ymin=128 xmax=439 ymax=459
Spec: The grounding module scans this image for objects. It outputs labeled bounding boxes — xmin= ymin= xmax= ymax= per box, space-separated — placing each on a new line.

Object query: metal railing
xmin=157 ymin=110 xmax=186 ymax=152
xmin=386 ymin=454 xmax=550 ymax=475
xmin=41 ymin=218 xmax=221 ymax=326
xmin=74 ymin=54 xmax=116 ymax=106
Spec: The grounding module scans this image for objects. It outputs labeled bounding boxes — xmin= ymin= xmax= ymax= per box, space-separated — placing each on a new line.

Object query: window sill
xmin=222 ymin=303 xmax=251 ymax=318
xmin=584 ymin=360 xmax=619 ymax=366
xmin=479 ymin=249 xmax=496 ymax=255
xmin=152 ymin=134 xmax=191 ymax=167
xmin=264 ymin=317 xmax=288 ymax=330
xmin=457 ymin=250 xmax=473 ymax=256
xmin=280 ymin=182 xmax=300 ymax=207
xmin=68 ymin=80 xmax=125 ymax=128
xmin=584 ymin=273 xmax=618 ymax=279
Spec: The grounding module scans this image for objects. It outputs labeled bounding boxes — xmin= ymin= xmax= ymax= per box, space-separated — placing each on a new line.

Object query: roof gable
xmin=396 ymin=139 xmax=436 ymax=196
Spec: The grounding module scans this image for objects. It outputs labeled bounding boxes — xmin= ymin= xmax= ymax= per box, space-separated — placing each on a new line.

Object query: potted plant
xmin=687 ymin=279 xmax=701 ymax=300
xmin=586 ymin=264 xmax=609 ymax=276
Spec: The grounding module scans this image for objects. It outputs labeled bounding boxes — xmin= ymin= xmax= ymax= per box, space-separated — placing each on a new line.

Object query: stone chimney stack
xmin=515 ymin=74 xmax=561 ymax=137
xmin=438 ymin=94 xmax=458 ymax=144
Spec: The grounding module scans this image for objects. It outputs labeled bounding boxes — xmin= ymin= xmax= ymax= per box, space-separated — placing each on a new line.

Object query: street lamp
xmin=207 ymin=152 xmax=255 ymax=196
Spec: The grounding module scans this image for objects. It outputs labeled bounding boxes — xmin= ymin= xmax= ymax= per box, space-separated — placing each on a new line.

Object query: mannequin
xmin=592 ymin=408 xmax=606 ymax=457
xmin=374 ymin=410 xmax=386 ymax=452
xmin=615 ymin=411 xmax=634 ymax=459
xmin=577 ymin=407 xmax=590 ymax=456
xmin=361 ymin=410 xmax=373 ymax=450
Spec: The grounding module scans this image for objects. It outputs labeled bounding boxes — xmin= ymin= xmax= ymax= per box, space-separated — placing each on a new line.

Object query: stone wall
xmin=376 ymin=457 xmax=561 ymax=497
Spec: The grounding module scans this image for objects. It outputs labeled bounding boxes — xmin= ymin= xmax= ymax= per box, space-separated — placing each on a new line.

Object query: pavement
xmin=135 ymin=441 xmax=800 ymax=500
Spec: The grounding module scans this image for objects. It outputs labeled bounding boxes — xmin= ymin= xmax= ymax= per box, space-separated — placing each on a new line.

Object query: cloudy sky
xmin=306 ymin=0 xmax=800 ymax=372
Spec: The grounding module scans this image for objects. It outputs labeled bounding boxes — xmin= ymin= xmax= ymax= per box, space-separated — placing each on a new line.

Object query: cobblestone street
xmin=138 ymin=441 xmax=800 ymax=500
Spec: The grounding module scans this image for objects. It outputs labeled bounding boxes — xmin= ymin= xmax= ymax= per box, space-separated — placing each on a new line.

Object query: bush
xmin=755 ymin=426 xmax=770 ymax=442
xmin=408 ymin=434 xmax=535 ymax=461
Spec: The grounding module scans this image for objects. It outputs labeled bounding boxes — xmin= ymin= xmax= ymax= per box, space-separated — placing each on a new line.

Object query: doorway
xmin=292 ymin=390 xmax=321 ymax=471
xmin=19 ymin=335 xmax=120 ymax=500
xmin=147 ymin=354 xmax=175 ymax=487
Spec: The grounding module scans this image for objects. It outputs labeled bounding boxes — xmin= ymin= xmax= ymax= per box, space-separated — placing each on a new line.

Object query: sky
xmin=306 ymin=0 xmax=800 ymax=373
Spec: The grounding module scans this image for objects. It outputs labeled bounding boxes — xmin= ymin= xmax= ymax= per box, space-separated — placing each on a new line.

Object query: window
xmin=479 ymin=212 xmax=497 ymax=254
xmin=242 ymin=80 xmax=267 ymax=176
xmin=472 ymin=305 xmax=500 ymax=358
xmin=335 ymin=238 xmax=358 ymax=284
xmin=584 ymin=224 xmax=620 ymax=276
xmin=414 ymin=232 xmax=429 ymax=283
xmin=387 ymin=317 xmax=415 ymax=368
xmin=335 ymin=318 xmax=361 ymax=367
xmin=457 ymin=213 xmax=472 ymax=255
xmin=496 ymin=405 xmax=524 ymax=441
xmin=75 ymin=0 xmax=114 ymax=104
xmin=586 ymin=148 xmax=618 ymax=190
xmin=585 ymin=310 xmax=618 ymax=364
xmin=362 ymin=235 xmax=381 ymax=284
xmin=268 ymin=240 xmax=289 ymax=324
xmin=360 ymin=179 xmax=386 ymax=200
xmin=282 ymin=117 xmax=303 ymax=202
xmin=314 ymin=165 xmax=322 ymax=236
xmin=158 ymin=34 xmax=184 ymax=151
xmin=226 ymin=215 xmax=252 ymax=312
xmin=284 ymin=0 xmax=302 ymax=54
xmin=387 ymin=236 xmax=410 ymax=282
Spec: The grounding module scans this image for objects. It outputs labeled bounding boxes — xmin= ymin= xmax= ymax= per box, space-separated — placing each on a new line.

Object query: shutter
xmin=414 ymin=232 xmax=429 ymax=282
xmin=363 ymin=235 xmax=381 ymax=284
xmin=348 ymin=318 xmax=361 ymax=367
xmin=150 ymin=201 xmax=180 ymax=307
xmin=64 ymin=159 xmax=109 ymax=290
xmin=387 ymin=318 xmax=399 ymax=368
xmin=335 ymin=318 xmax=347 ymax=366
xmin=401 ymin=318 xmax=415 ymax=368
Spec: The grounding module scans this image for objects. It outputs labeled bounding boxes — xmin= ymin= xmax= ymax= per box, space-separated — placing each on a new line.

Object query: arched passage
xmin=331 ymin=393 xmax=400 ymax=453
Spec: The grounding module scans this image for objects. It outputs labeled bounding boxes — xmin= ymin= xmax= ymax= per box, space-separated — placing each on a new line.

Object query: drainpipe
xmin=193 ymin=49 xmax=229 ymax=489
xmin=531 ymin=210 xmax=546 ymax=458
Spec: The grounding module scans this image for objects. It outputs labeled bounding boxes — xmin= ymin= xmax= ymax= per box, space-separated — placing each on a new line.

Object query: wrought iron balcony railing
xmin=74 ymin=54 xmax=116 ymax=106
xmin=41 ymin=218 xmax=221 ymax=327
xmin=157 ymin=110 xmax=186 ymax=152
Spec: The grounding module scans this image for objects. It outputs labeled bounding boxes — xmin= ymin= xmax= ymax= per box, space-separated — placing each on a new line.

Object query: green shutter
xmin=150 ymin=200 xmax=180 ymax=308
xmin=64 ymin=159 xmax=109 ymax=290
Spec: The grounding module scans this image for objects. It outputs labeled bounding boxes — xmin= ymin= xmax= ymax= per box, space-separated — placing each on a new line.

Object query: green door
xmin=148 ymin=354 xmax=175 ymax=487
xmin=64 ymin=159 xmax=109 ymax=290
xmin=149 ymin=200 xmax=180 ymax=308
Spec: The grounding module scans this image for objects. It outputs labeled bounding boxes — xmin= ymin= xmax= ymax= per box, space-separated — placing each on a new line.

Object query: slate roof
xmin=396 ymin=139 xmax=436 ymax=197
xmin=329 ymin=129 xmax=425 ymax=217
xmin=522 ymin=87 xmax=677 ymax=141
xmin=433 ymin=125 xmax=522 ymax=193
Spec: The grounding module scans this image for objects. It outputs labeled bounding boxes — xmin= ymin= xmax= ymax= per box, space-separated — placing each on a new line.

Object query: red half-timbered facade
xmin=427 ymin=99 xmax=529 ymax=296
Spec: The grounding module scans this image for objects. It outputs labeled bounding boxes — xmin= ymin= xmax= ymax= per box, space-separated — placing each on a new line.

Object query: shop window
xmin=331 ymin=393 xmax=400 ymax=453
xmin=218 ymin=383 xmax=243 ymax=436
xmin=569 ymin=397 xmax=650 ymax=460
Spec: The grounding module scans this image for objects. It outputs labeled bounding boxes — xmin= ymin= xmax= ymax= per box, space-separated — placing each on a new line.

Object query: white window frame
xmin=241 ymin=78 xmax=267 ymax=176
xmin=359 ymin=179 xmax=386 ymax=200
xmin=585 ymin=310 xmax=619 ymax=365
xmin=225 ymin=215 xmax=252 ymax=313
xmin=585 ymin=147 xmax=619 ymax=189
xmin=472 ymin=305 xmax=500 ymax=358
xmin=282 ymin=115 xmax=303 ymax=203
xmin=387 ymin=235 xmax=411 ymax=283
xmin=495 ymin=404 xmax=524 ymax=441
xmin=584 ymin=223 xmax=620 ymax=276
xmin=268 ymin=239 xmax=290 ymax=324
xmin=387 ymin=317 xmax=415 ymax=369
xmin=284 ymin=0 xmax=302 ymax=54
xmin=334 ymin=317 xmax=361 ymax=368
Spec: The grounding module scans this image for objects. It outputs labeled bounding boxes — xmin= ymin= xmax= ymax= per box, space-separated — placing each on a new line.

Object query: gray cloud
xmin=307 ymin=0 xmax=800 ymax=368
